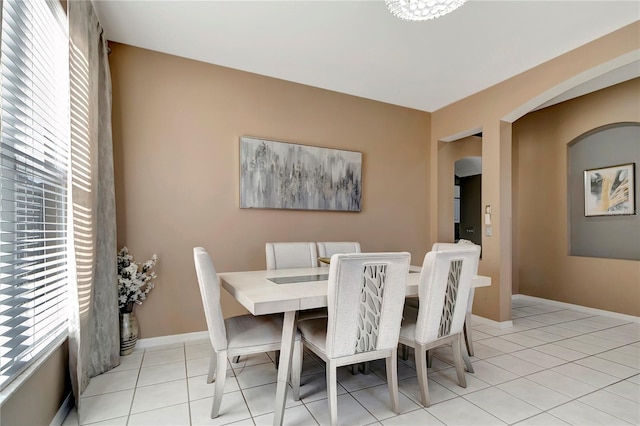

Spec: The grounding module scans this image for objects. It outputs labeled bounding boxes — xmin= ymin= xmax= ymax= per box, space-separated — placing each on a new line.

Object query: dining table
xmin=218 ymin=264 xmax=491 ymax=425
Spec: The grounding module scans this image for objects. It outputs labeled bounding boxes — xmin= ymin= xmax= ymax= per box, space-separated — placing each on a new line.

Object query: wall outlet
xmin=486 ymin=226 xmax=492 ymax=236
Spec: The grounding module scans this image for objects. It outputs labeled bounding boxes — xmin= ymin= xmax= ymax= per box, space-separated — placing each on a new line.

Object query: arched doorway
xmin=454 ymin=156 xmax=482 ymax=247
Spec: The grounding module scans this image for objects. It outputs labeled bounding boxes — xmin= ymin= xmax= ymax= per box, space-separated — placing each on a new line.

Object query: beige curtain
xmin=67 ymin=0 xmax=119 ymax=406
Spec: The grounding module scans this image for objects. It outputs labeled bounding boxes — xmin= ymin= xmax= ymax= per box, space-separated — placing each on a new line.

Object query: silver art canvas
xmin=240 ymin=137 xmax=362 ymax=211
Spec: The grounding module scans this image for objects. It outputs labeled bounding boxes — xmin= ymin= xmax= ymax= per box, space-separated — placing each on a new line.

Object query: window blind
xmin=0 ymin=0 xmax=70 ymax=390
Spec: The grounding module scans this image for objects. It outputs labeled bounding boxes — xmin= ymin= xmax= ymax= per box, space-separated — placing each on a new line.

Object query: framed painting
xmin=584 ymin=163 xmax=636 ymax=216
xmin=240 ymin=136 xmax=362 ymax=211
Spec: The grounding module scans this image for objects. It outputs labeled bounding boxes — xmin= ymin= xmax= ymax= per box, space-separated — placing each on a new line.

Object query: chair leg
xmin=415 ymin=343 xmax=431 ymax=407
xmin=327 ymin=360 xmax=339 ymax=426
xmin=452 ymin=334 xmax=467 ymax=388
xmin=210 ymin=351 xmax=228 ymax=418
xmin=426 ymin=349 xmax=433 ymax=368
xmin=206 ymin=350 xmax=217 ymax=383
xmin=385 ymin=350 xmax=400 ymax=414
xmin=291 ymin=340 xmax=303 ymax=401
xmin=462 ymin=341 xmax=474 ymax=374
xmin=399 ymin=343 xmax=409 ymax=361
xmin=464 ymin=313 xmax=474 ymax=356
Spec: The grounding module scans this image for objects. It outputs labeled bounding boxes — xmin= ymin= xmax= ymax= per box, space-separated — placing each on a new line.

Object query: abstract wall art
xmin=240 ymin=137 xmax=362 ymax=212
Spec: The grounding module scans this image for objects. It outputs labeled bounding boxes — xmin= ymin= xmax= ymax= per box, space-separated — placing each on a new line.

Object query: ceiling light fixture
xmin=385 ymin=0 xmax=468 ymax=21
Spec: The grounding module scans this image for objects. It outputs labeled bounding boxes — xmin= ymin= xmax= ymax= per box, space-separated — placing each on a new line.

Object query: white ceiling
xmin=93 ymin=0 xmax=640 ymax=113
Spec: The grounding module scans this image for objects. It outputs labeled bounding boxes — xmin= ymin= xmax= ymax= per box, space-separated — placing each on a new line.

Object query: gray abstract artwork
xmin=240 ymin=137 xmax=362 ymax=211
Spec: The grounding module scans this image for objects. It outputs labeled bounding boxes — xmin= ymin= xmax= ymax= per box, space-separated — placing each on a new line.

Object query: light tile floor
xmin=62 ymin=298 xmax=640 ymax=425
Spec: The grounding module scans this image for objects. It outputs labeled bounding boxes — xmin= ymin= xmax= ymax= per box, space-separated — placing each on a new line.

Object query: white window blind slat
xmin=0 ymin=0 xmax=70 ymax=390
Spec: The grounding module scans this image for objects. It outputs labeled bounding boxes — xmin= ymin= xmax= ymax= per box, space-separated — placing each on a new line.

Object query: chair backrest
xmin=316 ymin=242 xmax=361 ymax=258
xmin=193 ymin=247 xmax=227 ymax=351
xmin=265 ymin=242 xmax=318 ymax=270
xmin=325 ymin=252 xmax=411 ymax=358
xmin=414 ymin=247 xmax=478 ymax=345
xmin=431 ymin=242 xmax=481 ymax=313
xmin=431 ymin=241 xmax=480 ymax=275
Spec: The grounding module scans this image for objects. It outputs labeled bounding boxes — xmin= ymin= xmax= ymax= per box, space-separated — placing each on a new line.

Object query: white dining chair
xmin=438 ymin=240 xmax=481 ymax=357
xmin=316 ymin=241 xmax=361 ymax=264
xmin=291 ymin=252 xmax=411 ymax=426
xmin=258 ymin=242 xmax=322 ymax=365
xmin=403 ymin=240 xmax=481 ymax=370
xmin=399 ymin=247 xmax=478 ymax=407
xmin=316 ymin=241 xmax=365 ymax=372
xmin=193 ymin=247 xmax=301 ymax=419
xmin=266 ymin=241 xmax=326 ymax=322
xmin=265 ymin=242 xmax=318 ymax=270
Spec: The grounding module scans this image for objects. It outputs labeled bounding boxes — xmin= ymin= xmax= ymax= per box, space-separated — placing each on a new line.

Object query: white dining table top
xmin=219 ymin=265 xmax=491 ymax=316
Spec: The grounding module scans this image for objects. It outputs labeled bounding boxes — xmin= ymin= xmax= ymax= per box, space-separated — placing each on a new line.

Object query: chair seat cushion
xmin=298 ymin=307 xmax=328 ymax=321
xmin=296 ymin=317 xmax=328 ymax=353
xmin=225 ymin=313 xmax=292 ymax=350
xmin=401 ymin=307 xmax=457 ymax=348
xmin=399 ymin=306 xmax=419 ymax=342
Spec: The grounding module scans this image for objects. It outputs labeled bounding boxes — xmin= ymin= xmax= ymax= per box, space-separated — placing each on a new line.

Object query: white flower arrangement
xmin=117 ymin=247 xmax=158 ymax=313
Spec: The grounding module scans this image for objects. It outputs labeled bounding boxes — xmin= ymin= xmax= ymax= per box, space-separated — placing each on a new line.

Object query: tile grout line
xmin=124 ymin=348 xmax=144 ymax=426
xmin=73 ymin=301 xmax=638 ymax=426
xmin=426 ymin=320 xmax=639 ymax=424
xmin=182 ymin=343 xmax=193 ymax=426
xmin=437 ymin=360 xmax=636 ymax=425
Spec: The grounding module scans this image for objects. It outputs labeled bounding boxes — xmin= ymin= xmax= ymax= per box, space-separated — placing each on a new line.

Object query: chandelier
xmin=385 ymin=0 xmax=468 ymax=21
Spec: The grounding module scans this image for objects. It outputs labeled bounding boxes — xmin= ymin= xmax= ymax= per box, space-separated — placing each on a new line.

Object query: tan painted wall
xmin=513 ymin=78 xmax=640 ymax=316
xmin=431 ymin=22 xmax=640 ymax=322
xmin=110 ymin=43 xmax=431 ymax=338
xmin=0 ymin=342 xmax=70 ymax=426
xmin=110 ymin=22 xmax=639 ymax=337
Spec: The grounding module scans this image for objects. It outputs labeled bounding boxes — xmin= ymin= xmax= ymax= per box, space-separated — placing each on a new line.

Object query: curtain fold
xmin=68 ymin=0 xmax=119 ymax=407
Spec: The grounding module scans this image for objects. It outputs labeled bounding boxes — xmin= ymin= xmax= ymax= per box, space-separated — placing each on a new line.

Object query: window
xmin=0 ymin=0 xmax=70 ymax=389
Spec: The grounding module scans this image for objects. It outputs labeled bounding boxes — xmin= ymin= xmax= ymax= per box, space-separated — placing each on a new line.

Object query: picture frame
xmin=240 ymin=136 xmax=362 ymax=212
xmin=584 ymin=163 xmax=636 ymax=216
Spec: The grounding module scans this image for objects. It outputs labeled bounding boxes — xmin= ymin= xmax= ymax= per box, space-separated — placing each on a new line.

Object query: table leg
xmin=273 ymin=310 xmax=297 ymax=426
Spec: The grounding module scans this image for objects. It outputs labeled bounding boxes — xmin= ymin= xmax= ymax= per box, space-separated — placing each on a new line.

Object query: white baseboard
xmin=512 ymin=294 xmax=640 ymax=323
xmin=50 ymin=392 xmax=73 ymax=426
xmin=135 ymin=295 xmax=639 ymax=351
xmin=471 ymin=314 xmax=513 ymax=329
xmin=136 ymin=331 xmax=209 ymax=349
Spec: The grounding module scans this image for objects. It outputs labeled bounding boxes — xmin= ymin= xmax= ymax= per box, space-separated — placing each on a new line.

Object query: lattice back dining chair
xmin=432 ymin=240 xmax=481 ymax=358
xmin=193 ymin=247 xmax=301 ymax=419
xmin=403 ymin=241 xmax=481 ymax=368
xmin=291 ymin=252 xmax=411 ymax=425
xmin=316 ymin=241 xmax=361 ymax=265
xmin=398 ymin=247 xmax=478 ymax=407
xmin=265 ymin=242 xmax=318 ymax=270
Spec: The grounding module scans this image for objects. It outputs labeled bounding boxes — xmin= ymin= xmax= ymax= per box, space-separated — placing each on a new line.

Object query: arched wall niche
xmin=512 ymin=77 xmax=640 ymax=316
xmin=568 ymin=122 xmax=640 ymax=260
